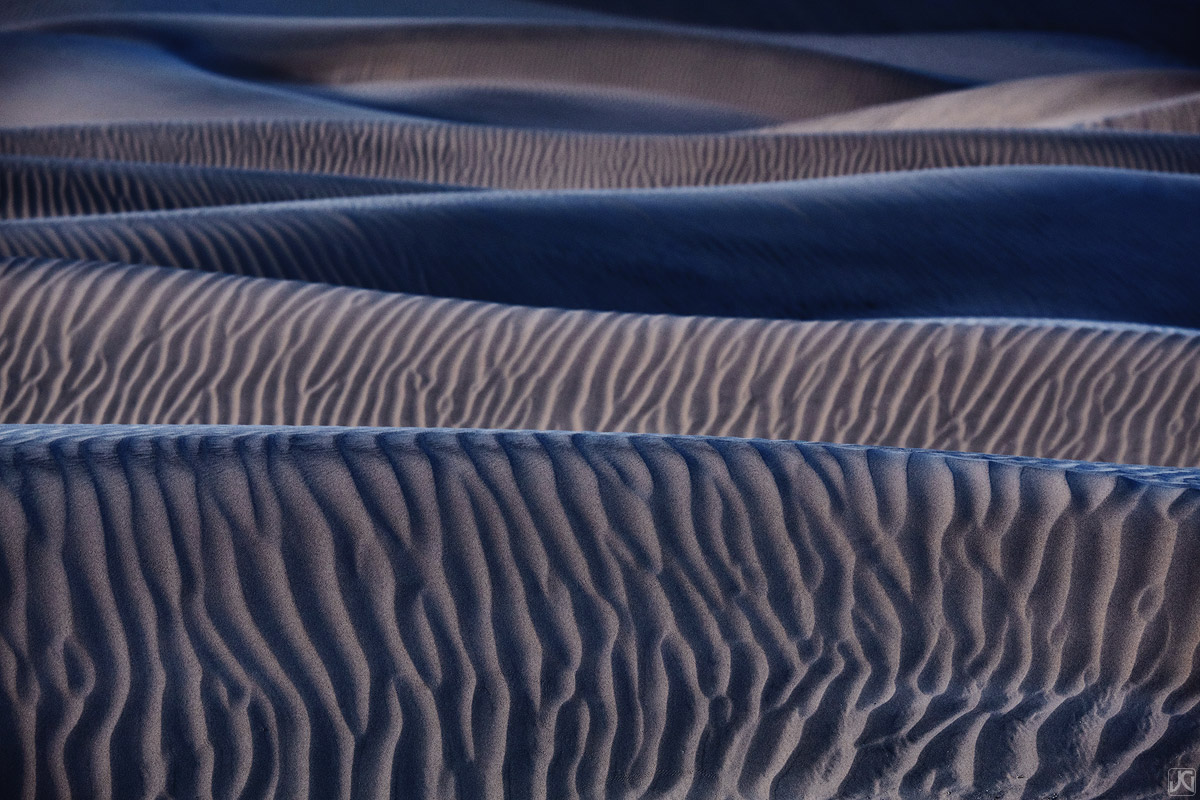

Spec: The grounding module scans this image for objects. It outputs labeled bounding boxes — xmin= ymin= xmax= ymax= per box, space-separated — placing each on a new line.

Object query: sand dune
xmin=1 ymin=424 xmax=1198 ymax=799
xmin=1094 ymin=93 xmax=1200 ymax=135
xmin=0 ymin=155 xmax=470 ymax=219
xmin=777 ymin=31 xmax=1190 ymax=83
xmin=0 ymin=31 xmax=402 ymax=127
xmin=541 ymin=0 xmax=1200 ymax=66
xmin=3 ymin=167 xmax=1199 ymax=326
xmin=2 ymin=8 xmax=1199 ymax=799
xmin=5 ymin=121 xmax=1200 ymax=189
xmin=11 ymin=18 xmax=956 ymax=125
xmin=1 ymin=19 xmax=1198 ymax=190
xmin=1 ymin=0 xmax=612 ymax=26
xmin=7 ymin=19 xmax=1198 ymax=135
xmin=4 ymin=256 xmax=1200 ymax=467
xmin=773 ymin=70 xmax=1200 ymax=132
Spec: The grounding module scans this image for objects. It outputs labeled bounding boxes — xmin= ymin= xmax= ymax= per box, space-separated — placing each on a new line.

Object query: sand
xmin=1 ymin=19 xmax=958 ymax=127
xmin=771 ymin=71 xmax=1200 ymax=133
xmin=0 ymin=155 xmax=472 ymax=219
xmin=1 ymin=8 xmax=1199 ymax=800
xmin=4 ymin=256 xmax=1200 ymax=466
xmin=4 ymin=167 xmax=1200 ymax=325
xmin=2 ymin=424 xmax=1199 ymax=799
xmin=6 ymin=121 xmax=1200 ymax=189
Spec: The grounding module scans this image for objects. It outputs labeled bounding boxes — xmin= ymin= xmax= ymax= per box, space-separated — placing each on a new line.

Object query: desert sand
xmin=4 ymin=256 xmax=1200 ymax=468
xmin=3 ymin=424 xmax=1199 ymax=799
xmin=1 ymin=5 xmax=1198 ymax=800
xmin=4 ymin=167 xmax=1200 ymax=324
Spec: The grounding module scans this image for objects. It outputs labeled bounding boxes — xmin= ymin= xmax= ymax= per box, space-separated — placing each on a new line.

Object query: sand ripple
xmin=1 ymin=425 xmax=1198 ymax=799
xmin=4 ymin=256 xmax=1200 ymax=467
xmin=1 ymin=11 xmax=1199 ymax=799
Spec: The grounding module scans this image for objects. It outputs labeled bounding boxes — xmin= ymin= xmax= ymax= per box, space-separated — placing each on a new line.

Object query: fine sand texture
xmin=1 ymin=20 xmax=1199 ymax=191
xmin=5 ymin=121 xmax=1200 ymax=190
xmin=2 ymin=8 xmax=1200 ymax=800
xmin=2 ymin=424 xmax=1199 ymax=800
xmin=3 ymin=256 xmax=1200 ymax=468
xmin=0 ymin=155 xmax=472 ymax=219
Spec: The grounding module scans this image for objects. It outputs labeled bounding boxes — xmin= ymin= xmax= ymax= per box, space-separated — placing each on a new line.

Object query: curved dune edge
xmin=0 ymin=155 xmax=474 ymax=220
xmin=3 ymin=121 xmax=1200 ymax=188
xmin=9 ymin=19 xmax=1200 ymax=135
xmin=3 ymin=256 xmax=1200 ymax=466
xmin=1092 ymin=93 xmax=1200 ymax=135
xmin=3 ymin=167 xmax=1199 ymax=325
xmin=770 ymin=70 xmax=1200 ymax=133
xmin=35 ymin=18 xmax=959 ymax=100
xmin=0 ymin=21 xmax=956 ymax=129
xmin=1 ymin=423 xmax=1198 ymax=799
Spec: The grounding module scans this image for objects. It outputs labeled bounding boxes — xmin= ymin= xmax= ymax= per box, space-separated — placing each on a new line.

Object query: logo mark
xmin=1169 ymin=768 xmax=1197 ymax=796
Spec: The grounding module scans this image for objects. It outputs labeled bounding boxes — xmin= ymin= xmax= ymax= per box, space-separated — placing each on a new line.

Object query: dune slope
xmin=5 ymin=121 xmax=1200 ymax=189
xmin=1 ymin=424 xmax=1198 ymax=799
xmin=3 ymin=167 xmax=1199 ymax=324
xmin=2 ymin=10 xmax=1200 ymax=800
xmin=3 ymin=256 xmax=1200 ymax=467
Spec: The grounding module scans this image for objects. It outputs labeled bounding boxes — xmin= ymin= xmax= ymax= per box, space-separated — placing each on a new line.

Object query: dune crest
xmin=3 ymin=256 xmax=1200 ymax=466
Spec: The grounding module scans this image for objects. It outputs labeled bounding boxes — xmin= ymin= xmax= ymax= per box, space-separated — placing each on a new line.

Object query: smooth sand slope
xmin=3 ymin=167 xmax=1200 ymax=325
xmin=1 ymin=18 xmax=1196 ymax=135
xmin=777 ymin=31 xmax=1190 ymax=83
xmin=0 ymin=0 xmax=613 ymax=26
xmin=1094 ymin=94 xmax=1200 ymax=135
xmin=541 ymin=0 xmax=1200 ymax=66
xmin=0 ymin=20 xmax=958 ymax=128
xmin=4 ymin=256 xmax=1200 ymax=467
xmin=1 ymin=424 xmax=1198 ymax=799
xmin=773 ymin=70 xmax=1200 ymax=133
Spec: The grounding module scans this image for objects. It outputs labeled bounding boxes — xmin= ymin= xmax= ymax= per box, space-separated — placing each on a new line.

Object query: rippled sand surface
xmin=1 ymin=4 xmax=1198 ymax=798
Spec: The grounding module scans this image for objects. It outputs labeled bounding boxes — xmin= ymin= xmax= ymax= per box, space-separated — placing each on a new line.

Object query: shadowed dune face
xmin=2 ymin=8 xmax=1200 ymax=800
xmin=1 ymin=425 xmax=1199 ymax=799
xmin=539 ymin=0 xmax=1200 ymax=65
xmin=0 ymin=20 xmax=960 ymax=127
xmin=4 ymin=167 xmax=1200 ymax=325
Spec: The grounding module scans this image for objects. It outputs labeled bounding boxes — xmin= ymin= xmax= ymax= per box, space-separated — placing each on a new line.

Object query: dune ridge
xmin=0 ymin=155 xmax=471 ymax=220
xmin=3 ymin=256 xmax=1200 ymax=467
xmin=1 ymin=424 xmax=1198 ymax=799
xmin=771 ymin=70 xmax=1200 ymax=133
xmin=18 ymin=17 xmax=962 ymax=91
xmin=3 ymin=10 xmax=1200 ymax=799
xmin=4 ymin=167 xmax=1199 ymax=325
xmin=5 ymin=121 xmax=1200 ymax=189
